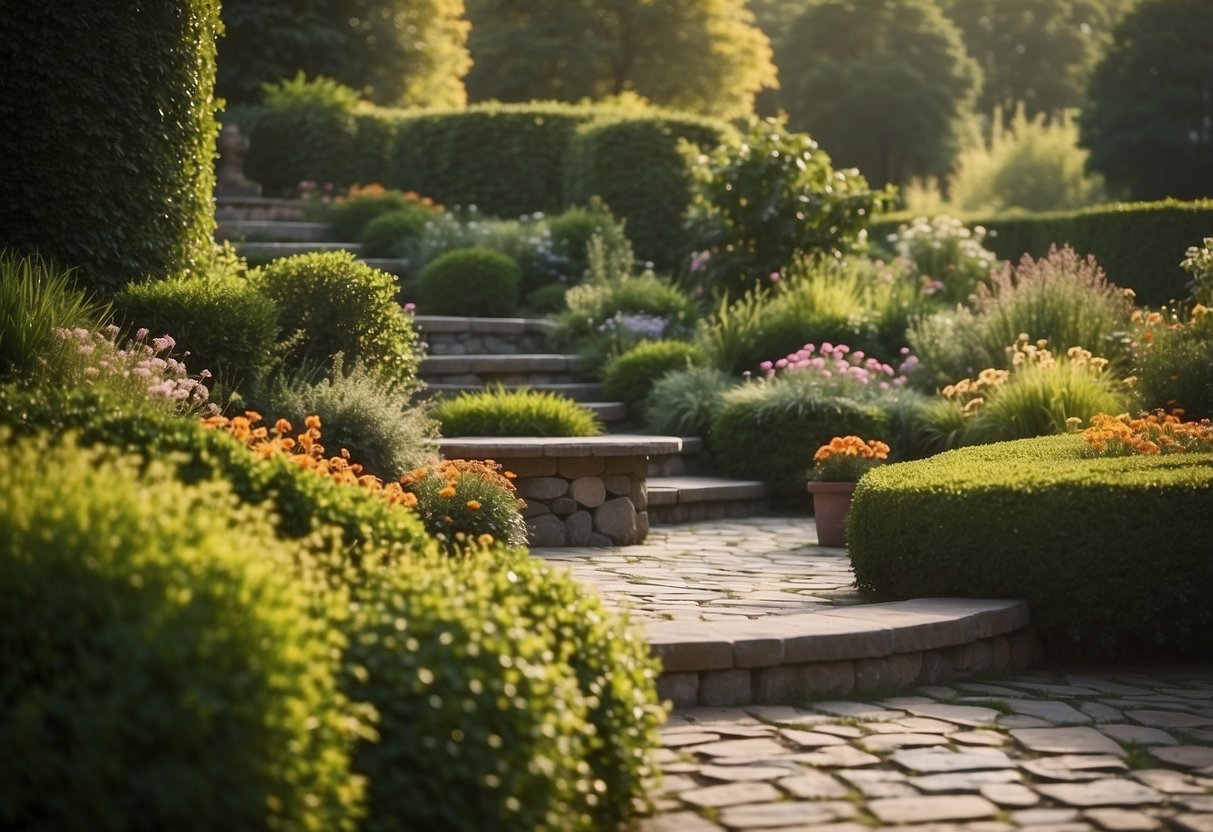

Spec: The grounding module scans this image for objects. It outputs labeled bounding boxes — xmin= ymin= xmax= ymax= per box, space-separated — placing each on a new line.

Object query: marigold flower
xmin=439 ymin=485 xmax=457 ymax=499
xmin=466 ymin=500 xmax=481 ymax=511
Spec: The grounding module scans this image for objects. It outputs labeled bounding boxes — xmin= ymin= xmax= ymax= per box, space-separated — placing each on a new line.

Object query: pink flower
xmin=769 ymin=272 xmax=781 ymax=283
xmin=135 ymin=328 xmax=150 ymax=341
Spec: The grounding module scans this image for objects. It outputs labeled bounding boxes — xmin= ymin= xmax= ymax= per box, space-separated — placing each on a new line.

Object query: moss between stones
xmin=848 ymin=434 xmax=1213 ymax=659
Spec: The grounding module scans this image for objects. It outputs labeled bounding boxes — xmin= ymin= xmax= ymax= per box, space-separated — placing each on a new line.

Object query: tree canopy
xmin=774 ymin=0 xmax=981 ymax=188
xmin=939 ymin=0 xmax=1129 ymax=120
xmin=463 ymin=0 xmax=777 ymax=120
xmin=1079 ymin=0 xmax=1213 ymax=200
xmin=216 ymin=0 xmax=471 ymax=107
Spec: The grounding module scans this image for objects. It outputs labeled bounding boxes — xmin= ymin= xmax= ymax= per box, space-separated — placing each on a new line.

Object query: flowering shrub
xmin=399 ymin=459 xmax=529 ymax=554
xmin=887 ymin=215 xmax=998 ymax=303
xmin=757 ymin=341 xmax=916 ymax=397
xmin=1182 ymin=237 xmax=1213 ymax=305
xmin=810 ymin=435 xmax=890 ymax=482
xmin=1130 ymin=303 xmax=1213 ymax=418
xmin=55 ymin=325 xmax=215 ymax=414
xmin=1080 ymin=410 xmax=1213 ymax=457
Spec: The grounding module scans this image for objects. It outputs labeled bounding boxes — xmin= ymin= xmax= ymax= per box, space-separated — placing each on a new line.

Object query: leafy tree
xmin=463 ymin=0 xmax=777 ymax=119
xmin=775 ymin=0 xmax=981 ymax=187
xmin=1079 ymin=0 xmax=1213 ymax=200
xmin=939 ymin=0 xmax=1129 ymax=120
xmin=217 ymin=0 xmax=471 ymax=107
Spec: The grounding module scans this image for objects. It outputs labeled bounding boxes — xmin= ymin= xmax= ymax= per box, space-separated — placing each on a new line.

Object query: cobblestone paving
xmin=640 ymin=666 xmax=1213 ymax=830
xmin=535 ymin=517 xmax=858 ymax=621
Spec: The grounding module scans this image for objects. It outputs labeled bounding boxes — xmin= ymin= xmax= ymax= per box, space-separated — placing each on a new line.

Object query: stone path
xmin=535 ymin=516 xmax=859 ymax=621
xmin=640 ymin=666 xmax=1213 ymax=831
xmin=533 ymin=517 xmax=1213 ymax=829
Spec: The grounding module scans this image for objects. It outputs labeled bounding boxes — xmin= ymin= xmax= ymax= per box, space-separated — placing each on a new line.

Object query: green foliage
xmin=544 ymin=201 xmax=632 ymax=285
xmin=563 ymin=115 xmax=732 ymax=266
xmin=602 ymin=340 xmax=706 ymax=415
xmin=684 ymin=117 xmax=888 ymax=295
xmin=327 ymin=190 xmax=422 ymax=241
xmin=113 ymin=274 xmax=279 ymax=400
xmin=1080 ymin=0 xmax=1213 ymax=201
xmin=217 ymin=0 xmax=471 ymax=108
xmin=416 ymin=247 xmax=521 ymax=317
xmin=1182 ymin=237 xmax=1213 ymax=305
xmin=266 ymin=357 xmax=438 ymax=481
xmin=0 ymin=430 xmax=365 ymax=831
xmin=434 ymin=387 xmax=603 ymax=437
xmin=928 ymin=107 xmax=1106 ymax=214
xmin=400 ymin=459 xmax=528 ymax=553
xmin=939 ymin=0 xmax=1127 ymax=120
xmin=243 ymin=74 xmax=366 ymax=196
xmin=972 ymin=247 xmax=1134 ymax=369
xmin=905 ymin=306 xmax=985 ymax=388
xmin=0 ymin=253 xmax=110 ymax=384
xmin=1131 ymin=308 xmax=1213 ymax=419
xmin=711 ymin=382 xmax=890 ymax=501
xmin=359 ymin=208 xmax=432 ymax=258
xmin=254 ymin=251 xmax=421 ymax=391
xmin=874 ymin=200 xmax=1213 ymax=306
xmin=774 ymin=0 xmax=981 ymax=187
xmin=0 ymin=1 xmax=221 ymax=293
xmin=464 ymin=0 xmax=776 ymax=119
xmin=848 ymin=434 xmax=1213 ymax=657
xmin=346 ymin=548 xmax=661 ymax=831
xmin=643 ymin=365 xmax=736 ymax=437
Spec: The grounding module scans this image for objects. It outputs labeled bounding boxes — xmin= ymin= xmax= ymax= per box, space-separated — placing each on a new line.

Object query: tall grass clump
xmin=434 ymin=387 xmax=603 ymax=437
xmin=643 ymin=365 xmax=736 ymax=437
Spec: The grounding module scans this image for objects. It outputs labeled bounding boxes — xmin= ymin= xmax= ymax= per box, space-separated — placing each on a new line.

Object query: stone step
xmin=647 ymin=476 xmax=770 ymax=525
xmin=216 ymin=196 xmax=308 ymax=222
xmin=236 ymin=241 xmax=363 ymax=261
xmin=419 ymin=353 xmax=587 ymax=387
xmin=216 ymin=220 xmax=333 ymax=243
xmin=362 ymin=258 xmax=410 ymax=277
xmin=647 ymin=436 xmax=711 ymax=477
xmin=422 ymin=381 xmax=606 ymax=402
xmin=415 ymin=315 xmax=555 ymax=355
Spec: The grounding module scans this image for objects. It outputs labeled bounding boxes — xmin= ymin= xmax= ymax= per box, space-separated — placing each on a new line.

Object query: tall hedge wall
xmin=0 ymin=2 xmax=222 ymax=295
xmin=243 ymin=100 xmax=734 ymax=264
xmin=873 ymin=200 xmax=1213 ymax=306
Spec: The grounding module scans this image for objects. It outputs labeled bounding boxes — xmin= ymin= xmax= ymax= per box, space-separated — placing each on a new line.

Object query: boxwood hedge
xmin=848 ymin=434 xmax=1213 ymax=658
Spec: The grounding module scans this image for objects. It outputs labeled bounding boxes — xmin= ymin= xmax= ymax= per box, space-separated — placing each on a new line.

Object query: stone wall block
xmin=520 ymin=477 xmax=568 ymax=501
xmin=700 ymin=669 xmax=754 ymax=707
xmin=558 ymin=457 xmax=606 ymax=478
xmin=509 ymin=459 xmax=558 ymax=477
xmin=594 ymin=497 xmax=638 ymax=545
xmin=855 ymin=652 xmax=923 ymax=692
xmin=571 ymin=476 xmax=606 ymax=508
xmin=603 ymin=474 xmax=632 ymax=496
xmin=549 ymin=497 xmax=577 ymax=516
xmin=528 ymin=514 xmax=567 ymax=547
xmin=566 ymin=511 xmax=593 ymax=546
xmin=658 ymin=673 xmax=700 ymax=708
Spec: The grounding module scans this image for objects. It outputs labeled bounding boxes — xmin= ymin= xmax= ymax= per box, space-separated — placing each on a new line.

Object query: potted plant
xmin=807 ymin=435 xmax=890 ymax=547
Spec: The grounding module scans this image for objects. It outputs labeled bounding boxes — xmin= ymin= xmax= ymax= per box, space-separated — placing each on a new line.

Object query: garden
xmin=2 ymin=0 xmax=1213 ymax=829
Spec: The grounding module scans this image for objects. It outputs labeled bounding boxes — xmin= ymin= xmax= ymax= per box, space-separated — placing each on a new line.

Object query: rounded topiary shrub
xmin=711 ymin=382 xmax=889 ymax=502
xmin=359 ymin=208 xmax=430 ymax=258
xmin=0 ymin=1 xmax=221 ymax=293
xmin=602 ymin=339 xmax=705 ymax=415
xmin=327 ymin=191 xmax=415 ymax=241
xmin=848 ymin=434 xmax=1213 ymax=658
xmin=417 ymin=247 xmax=521 ymax=317
xmin=254 ymin=251 xmax=421 ymax=390
xmin=113 ymin=274 xmax=279 ymax=398
xmin=346 ymin=547 xmax=662 ymax=832
xmin=0 ymin=430 xmax=363 ymax=831
xmin=434 ymin=387 xmax=602 ymax=437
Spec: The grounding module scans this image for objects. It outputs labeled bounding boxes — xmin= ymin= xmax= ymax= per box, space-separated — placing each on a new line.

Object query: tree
xmin=1079 ymin=0 xmax=1213 ymax=200
xmin=775 ymin=0 xmax=981 ymax=188
xmin=939 ymin=0 xmax=1130 ymax=120
xmin=463 ymin=0 xmax=777 ymax=120
xmin=217 ymin=0 xmax=471 ymax=107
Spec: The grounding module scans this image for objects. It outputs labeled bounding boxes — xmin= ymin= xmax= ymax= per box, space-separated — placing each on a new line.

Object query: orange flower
xmin=439 ymin=485 xmax=457 ymax=499
xmin=466 ymin=500 xmax=481 ymax=511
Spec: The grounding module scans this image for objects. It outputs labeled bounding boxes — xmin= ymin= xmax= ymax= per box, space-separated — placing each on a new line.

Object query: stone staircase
xmin=215 ymin=195 xmax=769 ymax=529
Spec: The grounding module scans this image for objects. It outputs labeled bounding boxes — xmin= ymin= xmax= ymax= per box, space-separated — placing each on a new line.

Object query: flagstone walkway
xmin=534 ymin=517 xmax=1213 ymax=830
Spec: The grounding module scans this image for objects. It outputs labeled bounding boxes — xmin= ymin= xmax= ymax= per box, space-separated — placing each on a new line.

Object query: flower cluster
xmin=56 ymin=325 xmax=215 ymax=414
xmin=758 ymin=342 xmax=914 ymax=395
xmin=888 ymin=215 xmax=997 ymax=302
xmin=810 ymin=435 xmax=890 ymax=482
xmin=399 ymin=459 xmax=528 ymax=553
xmin=598 ymin=312 xmax=670 ymax=340
xmin=1078 ymin=410 xmax=1213 ymax=457
xmin=201 ymin=411 xmax=421 ymax=509
xmin=944 ymin=336 xmax=1112 ymax=416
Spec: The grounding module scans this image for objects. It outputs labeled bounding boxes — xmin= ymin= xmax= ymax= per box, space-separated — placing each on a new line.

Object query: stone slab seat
xmin=646 ymin=598 xmax=1036 ymax=707
xmin=438 ymin=435 xmax=682 ymax=547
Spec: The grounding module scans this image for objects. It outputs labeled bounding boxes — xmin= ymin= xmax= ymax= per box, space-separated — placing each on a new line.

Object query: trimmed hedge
xmin=711 ymin=385 xmax=889 ymax=502
xmin=0 ymin=1 xmax=222 ymax=293
xmin=0 ymin=430 xmax=363 ymax=830
xmin=848 ymin=434 xmax=1213 ymax=658
xmin=434 ymin=387 xmax=603 ymax=437
xmin=602 ymin=339 xmax=705 ymax=416
xmin=416 ymin=247 xmax=521 ymax=317
xmin=564 ymin=116 xmax=730 ymax=266
xmin=872 ymin=200 xmax=1213 ymax=306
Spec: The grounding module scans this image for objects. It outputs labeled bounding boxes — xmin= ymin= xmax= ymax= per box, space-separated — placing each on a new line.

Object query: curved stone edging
xmin=646 ymin=598 xmax=1039 ymax=707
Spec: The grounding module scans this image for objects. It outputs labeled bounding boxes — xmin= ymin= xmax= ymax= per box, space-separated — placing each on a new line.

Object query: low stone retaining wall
xmin=647 ymin=598 xmax=1039 ymax=706
xmin=416 ymin=316 xmax=554 ymax=356
xmin=438 ymin=435 xmax=682 ymax=547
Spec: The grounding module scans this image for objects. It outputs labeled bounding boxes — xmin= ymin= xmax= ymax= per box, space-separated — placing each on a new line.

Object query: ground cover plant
xmin=434 ymin=386 xmax=603 ymax=437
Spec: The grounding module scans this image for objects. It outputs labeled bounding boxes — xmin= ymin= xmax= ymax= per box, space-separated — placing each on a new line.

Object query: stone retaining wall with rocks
xmin=438 ymin=435 xmax=682 ymax=547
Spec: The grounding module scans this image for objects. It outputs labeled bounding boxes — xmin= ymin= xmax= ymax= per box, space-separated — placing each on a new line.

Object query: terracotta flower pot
xmin=807 ymin=481 xmax=857 ymax=547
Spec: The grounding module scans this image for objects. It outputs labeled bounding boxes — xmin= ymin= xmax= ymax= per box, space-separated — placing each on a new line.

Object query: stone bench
xmin=438 ymin=435 xmax=682 ymax=547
